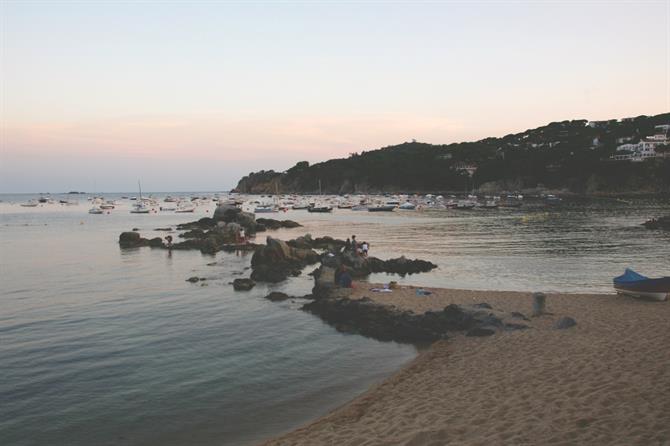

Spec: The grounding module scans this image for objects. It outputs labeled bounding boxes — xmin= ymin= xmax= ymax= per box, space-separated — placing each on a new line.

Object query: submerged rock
xmin=264 ymin=291 xmax=290 ymax=301
xmin=555 ymin=316 xmax=577 ymax=329
xmin=233 ymin=278 xmax=256 ymax=291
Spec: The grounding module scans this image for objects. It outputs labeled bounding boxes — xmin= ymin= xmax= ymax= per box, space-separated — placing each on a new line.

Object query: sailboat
xmin=130 ymin=181 xmax=151 ymax=214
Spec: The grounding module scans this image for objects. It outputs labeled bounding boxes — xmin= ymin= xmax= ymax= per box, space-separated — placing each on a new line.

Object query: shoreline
xmin=260 ymin=285 xmax=670 ymax=445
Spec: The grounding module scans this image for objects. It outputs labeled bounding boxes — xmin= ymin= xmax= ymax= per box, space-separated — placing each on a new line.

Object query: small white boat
xmin=254 ymin=205 xmax=277 ymax=213
xmin=88 ymin=207 xmax=104 ymax=214
xmin=20 ymin=200 xmax=39 ymax=207
xmin=398 ymin=202 xmax=416 ymax=210
xmin=175 ymin=202 xmax=196 ymax=213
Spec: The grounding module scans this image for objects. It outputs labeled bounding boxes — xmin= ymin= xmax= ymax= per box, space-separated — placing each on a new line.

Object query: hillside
xmin=234 ymin=113 xmax=670 ymax=195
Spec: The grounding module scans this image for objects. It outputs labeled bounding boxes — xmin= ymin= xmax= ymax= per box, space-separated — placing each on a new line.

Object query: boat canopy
xmin=614 ymin=268 xmax=648 ymax=284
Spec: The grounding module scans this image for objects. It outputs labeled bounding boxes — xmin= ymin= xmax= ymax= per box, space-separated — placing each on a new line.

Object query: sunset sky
xmin=1 ymin=1 xmax=668 ymax=192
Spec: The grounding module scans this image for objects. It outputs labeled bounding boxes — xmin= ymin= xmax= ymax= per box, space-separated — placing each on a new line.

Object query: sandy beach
xmin=262 ymin=285 xmax=670 ymax=446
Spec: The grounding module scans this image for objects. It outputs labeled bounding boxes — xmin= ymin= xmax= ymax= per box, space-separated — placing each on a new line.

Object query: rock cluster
xmin=302 ymin=298 xmax=528 ymax=344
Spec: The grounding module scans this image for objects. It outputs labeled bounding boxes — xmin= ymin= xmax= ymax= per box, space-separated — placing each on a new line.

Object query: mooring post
xmin=532 ymin=292 xmax=546 ymax=317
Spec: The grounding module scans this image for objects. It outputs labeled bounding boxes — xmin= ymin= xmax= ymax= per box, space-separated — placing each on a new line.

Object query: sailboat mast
xmin=138 ymin=180 xmax=142 ymax=200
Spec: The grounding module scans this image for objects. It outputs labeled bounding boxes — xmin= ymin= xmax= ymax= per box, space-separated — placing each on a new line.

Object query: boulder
xmin=555 ymin=316 xmax=577 ymax=329
xmin=119 ymin=232 xmax=164 ymax=249
xmin=250 ymin=237 xmax=319 ymax=282
xmin=119 ymin=231 xmax=143 ymax=248
xmin=233 ymin=278 xmax=256 ymax=291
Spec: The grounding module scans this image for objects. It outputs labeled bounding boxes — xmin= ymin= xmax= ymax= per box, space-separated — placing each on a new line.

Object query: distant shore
xmin=261 ymin=285 xmax=670 ymax=445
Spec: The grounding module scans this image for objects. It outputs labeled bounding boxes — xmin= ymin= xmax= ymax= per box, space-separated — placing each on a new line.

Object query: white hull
xmin=615 ymin=289 xmax=668 ymax=302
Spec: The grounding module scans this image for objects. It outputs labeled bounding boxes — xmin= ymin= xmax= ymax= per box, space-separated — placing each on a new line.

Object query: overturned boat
xmin=613 ymin=269 xmax=670 ymax=301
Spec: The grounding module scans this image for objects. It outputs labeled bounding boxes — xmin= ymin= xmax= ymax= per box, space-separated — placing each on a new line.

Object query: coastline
xmin=261 ymin=285 xmax=670 ymax=445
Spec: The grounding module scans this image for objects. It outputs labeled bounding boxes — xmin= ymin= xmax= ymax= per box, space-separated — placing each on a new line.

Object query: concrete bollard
xmin=532 ymin=292 xmax=546 ymax=317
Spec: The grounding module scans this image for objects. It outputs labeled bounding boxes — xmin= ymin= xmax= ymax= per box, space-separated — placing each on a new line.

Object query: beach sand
xmin=261 ymin=285 xmax=670 ymax=445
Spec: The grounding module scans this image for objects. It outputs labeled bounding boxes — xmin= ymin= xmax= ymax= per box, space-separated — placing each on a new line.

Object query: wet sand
xmin=261 ymin=285 xmax=670 ymax=445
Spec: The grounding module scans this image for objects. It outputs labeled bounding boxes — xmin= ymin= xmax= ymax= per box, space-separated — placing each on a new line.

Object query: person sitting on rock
xmin=361 ymin=241 xmax=369 ymax=257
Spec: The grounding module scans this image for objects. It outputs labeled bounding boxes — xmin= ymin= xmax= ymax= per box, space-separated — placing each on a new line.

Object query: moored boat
xmin=613 ymin=269 xmax=670 ymax=301
xmin=368 ymin=205 xmax=395 ymax=212
xmin=307 ymin=205 xmax=333 ymax=213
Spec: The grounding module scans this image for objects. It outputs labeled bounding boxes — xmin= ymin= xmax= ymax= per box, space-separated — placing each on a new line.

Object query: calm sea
xmin=1 ymin=192 xmax=669 ymax=446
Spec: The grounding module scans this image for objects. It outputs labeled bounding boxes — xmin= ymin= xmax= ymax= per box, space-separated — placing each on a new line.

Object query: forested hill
xmin=234 ymin=113 xmax=670 ymax=195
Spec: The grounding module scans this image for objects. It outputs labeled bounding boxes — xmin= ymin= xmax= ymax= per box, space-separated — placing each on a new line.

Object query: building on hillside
xmin=611 ymin=129 xmax=669 ymax=161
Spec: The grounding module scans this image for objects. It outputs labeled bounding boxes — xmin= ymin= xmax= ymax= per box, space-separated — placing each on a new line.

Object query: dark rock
xmin=132 ymin=227 xmax=139 ymax=231
xmin=186 ymin=276 xmax=203 ymax=283
xmin=264 ymin=291 xmax=290 ymax=301
xmin=473 ymin=303 xmax=493 ymax=309
xmin=555 ymin=316 xmax=577 ymax=329
xmin=147 ymin=237 xmax=164 ymax=247
xmin=233 ymin=278 xmax=256 ymax=291
xmin=119 ymin=231 xmax=143 ymax=248
xmin=154 ymin=227 xmax=172 ymax=231
xmin=466 ymin=327 xmax=496 ymax=337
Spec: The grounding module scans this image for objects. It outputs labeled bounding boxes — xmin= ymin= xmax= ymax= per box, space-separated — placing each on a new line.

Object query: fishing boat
xmin=613 ymin=269 xmax=670 ymax=301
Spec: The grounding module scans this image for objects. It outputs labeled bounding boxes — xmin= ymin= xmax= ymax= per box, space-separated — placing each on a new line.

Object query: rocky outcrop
xmin=256 ymin=218 xmax=302 ymax=230
xmin=119 ymin=232 xmax=164 ymax=249
xmin=302 ymin=298 xmax=527 ymax=344
xmin=250 ymin=237 xmax=320 ymax=282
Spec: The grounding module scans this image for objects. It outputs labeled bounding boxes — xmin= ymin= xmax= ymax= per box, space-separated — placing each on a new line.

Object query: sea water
xmin=1 ymin=193 xmax=668 ymax=445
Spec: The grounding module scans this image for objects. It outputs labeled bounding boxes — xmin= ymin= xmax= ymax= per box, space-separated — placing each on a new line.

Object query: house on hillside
xmin=611 ymin=125 xmax=670 ymax=161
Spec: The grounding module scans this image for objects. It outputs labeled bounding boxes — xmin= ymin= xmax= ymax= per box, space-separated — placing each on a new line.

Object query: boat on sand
xmin=613 ymin=269 xmax=670 ymax=301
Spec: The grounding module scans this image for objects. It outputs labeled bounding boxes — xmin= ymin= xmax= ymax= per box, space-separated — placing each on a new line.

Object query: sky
xmin=1 ymin=1 xmax=669 ymax=193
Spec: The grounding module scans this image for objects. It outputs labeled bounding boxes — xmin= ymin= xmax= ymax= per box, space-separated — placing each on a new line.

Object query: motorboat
xmin=88 ymin=207 xmax=104 ymax=214
xmin=307 ymin=205 xmax=333 ymax=213
xmin=613 ymin=269 xmax=670 ymax=301
xmin=20 ymin=200 xmax=39 ymax=207
xmin=254 ymin=204 xmax=277 ymax=213
xmin=398 ymin=202 xmax=417 ymax=210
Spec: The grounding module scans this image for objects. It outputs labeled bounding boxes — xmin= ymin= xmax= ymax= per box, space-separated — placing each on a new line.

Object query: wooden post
xmin=532 ymin=292 xmax=546 ymax=317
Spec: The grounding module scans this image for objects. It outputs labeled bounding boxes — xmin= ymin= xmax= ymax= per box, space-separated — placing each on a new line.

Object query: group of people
xmin=344 ymin=235 xmax=369 ymax=257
